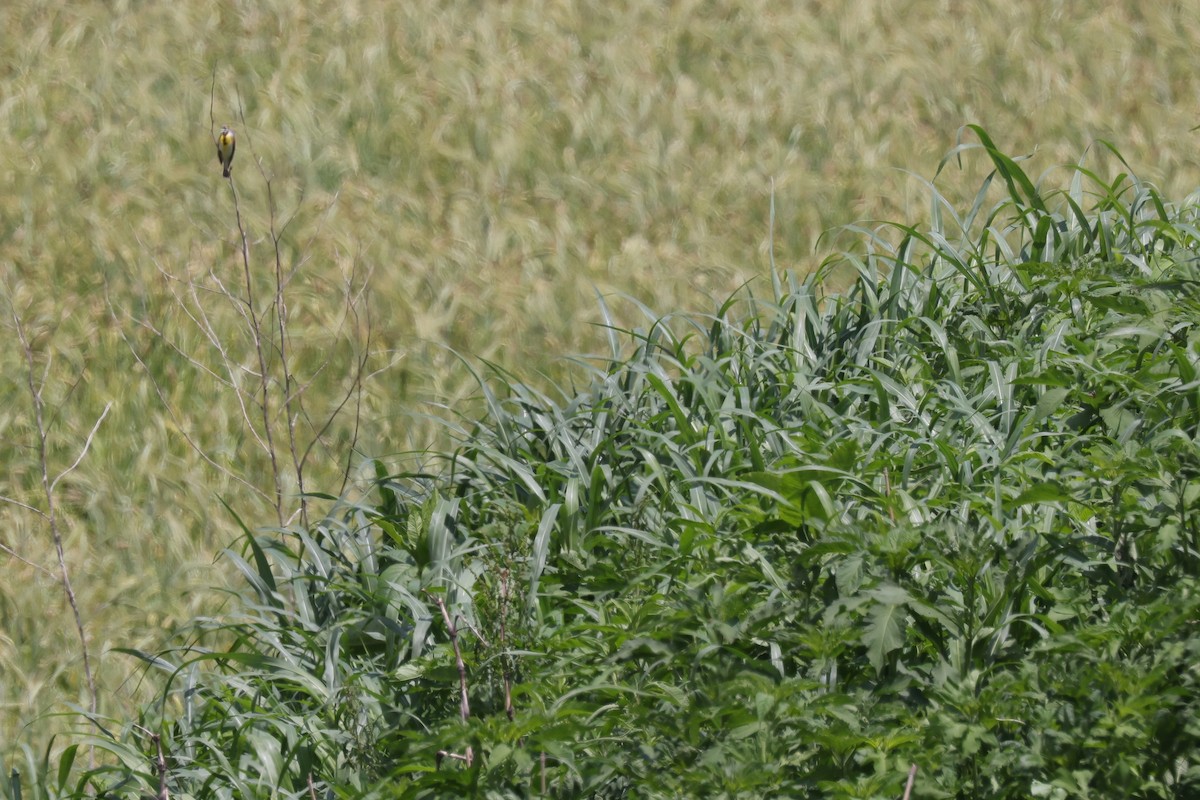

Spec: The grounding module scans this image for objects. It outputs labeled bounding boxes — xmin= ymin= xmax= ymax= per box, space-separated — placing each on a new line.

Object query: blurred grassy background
xmin=1 ymin=0 xmax=1198 ymax=758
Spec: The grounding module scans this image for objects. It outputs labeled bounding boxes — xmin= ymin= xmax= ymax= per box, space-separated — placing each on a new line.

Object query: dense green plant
xmin=24 ymin=131 xmax=1200 ymax=799
xmin=8 ymin=1 xmax=1200 ymax=767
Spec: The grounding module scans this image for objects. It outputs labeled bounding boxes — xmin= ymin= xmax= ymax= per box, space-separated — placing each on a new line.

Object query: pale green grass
xmin=1 ymin=0 xmax=1199 ymax=760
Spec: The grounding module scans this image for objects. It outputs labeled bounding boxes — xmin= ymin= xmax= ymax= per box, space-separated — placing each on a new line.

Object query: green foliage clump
xmin=43 ymin=132 xmax=1200 ymax=799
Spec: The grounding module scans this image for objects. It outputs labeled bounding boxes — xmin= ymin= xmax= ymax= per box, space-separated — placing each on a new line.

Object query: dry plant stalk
xmin=114 ymin=82 xmax=373 ymax=533
xmin=151 ymin=732 xmax=169 ymax=800
xmin=207 ymin=162 xmax=368 ymax=530
xmin=432 ymin=594 xmax=475 ymax=768
xmin=8 ymin=305 xmax=108 ymax=762
xmin=132 ymin=724 xmax=170 ymax=799
xmin=499 ymin=568 xmax=514 ymax=722
xmin=902 ymin=763 xmax=917 ymax=800
xmin=436 ymin=596 xmax=471 ymax=722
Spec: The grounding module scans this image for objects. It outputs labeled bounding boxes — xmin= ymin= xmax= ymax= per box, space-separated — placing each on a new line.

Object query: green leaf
xmin=1034 ymin=386 xmax=1071 ymax=422
xmin=863 ymin=585 xmax=910 ymax=673
xmin=1006 ymin=482 xmax=1071 ymax=509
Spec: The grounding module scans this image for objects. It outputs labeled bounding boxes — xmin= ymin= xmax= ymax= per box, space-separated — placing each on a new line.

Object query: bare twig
xmin=207 ymin=79 xmax=284 ymax=525
xmin=434 ymin=596 xmax=471 ymax=722
xmin=499 ymin=568 xmax=514 ymax=722
xmin=233 ymin=181 xmax=285 ymax=526
xmin=11 ymin=306 xmax=99 ymax=754
xmin=120 ymin=122 xmax=370 ymax=534
xmin=133 ymin=725 xmax=170 ymax=800
xmin=51 ymin=402 xmax=111 ymax=494
xmin=436 ymin=749 xmax=473 ymax=767
xmin=0 ymin=495 xmax=49 ymax=520
xmin=0 ymin=538 xmax=54 ymax=575
xmin=115 ymin=322 xmax=272 ymax=504
xmin=129 ymin=279 xmax=277 ymax=460
xmin=432 ymin=594 xmax=475 ymax=768
xmin=457 ymin=613 xmax=491 ymax=649
xmin=152 ymin=733 xmax=169 ymax=800
xmin=297 ymin=269 xmax=373 ymax=501
xmin=902 ymin=763 xmax=917 ymax=800
xmin=209 ymin=67 xmax=217 ymax=139
xmin=265 ymin=176 xmax=307 ymax=529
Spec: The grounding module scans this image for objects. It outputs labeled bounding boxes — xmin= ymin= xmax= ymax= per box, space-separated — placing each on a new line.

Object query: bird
xmin=216 ymin=125 xmax=236 ymax=178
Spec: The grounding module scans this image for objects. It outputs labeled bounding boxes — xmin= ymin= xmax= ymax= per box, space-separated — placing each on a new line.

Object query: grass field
xmin=2 ymin=0 xmax=1199 ymax=770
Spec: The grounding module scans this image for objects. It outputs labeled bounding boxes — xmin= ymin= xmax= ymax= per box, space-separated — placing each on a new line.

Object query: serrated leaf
xmin=863 ymin=586 xmax=909 ymax=673
xmin=835 ymin=555 xmax=864 ymax=597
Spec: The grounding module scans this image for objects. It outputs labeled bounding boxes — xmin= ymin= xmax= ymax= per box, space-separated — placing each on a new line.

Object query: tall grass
xmin=23 ymin=133 xmax=1196 ymax=798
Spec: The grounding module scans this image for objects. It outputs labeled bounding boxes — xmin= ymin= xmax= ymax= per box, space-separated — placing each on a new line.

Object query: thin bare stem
xmin=296 ymin=291 xmax=371 ymax=481
xmin=266 ymin=176 xmax=307 ymax=529
xmin=202 ymin=269 xmax=281 ymax=458
xmin=116 ymin=323 xmax=272 ymax=504
xmin=0 ymin=539 xmax=55 ymax=575
xmin=11 ymin=306 xmax=98 ymax=751
xmin=51 ymin=402 xmax=111 ymax=494
xmin=209 ymin=68 xmax=217 ymax=138
xmin=499 ymin=568 xmax=514 ymax=722
xmin=133 ymin=724 xmax=170 ymax=800
xmin=457 ymin=613 xmax=490 ymax=649
xmin=432 ymin=594 xmax=475 ymax=768
xmin=902 ymin=764 xmax=918 ymax=800
xmin=229 ymin=176 xmax=284 ymax=526
xmin=153 ymin=733 xmax=169 ymax=800
xmin=434 ymin=596 xmax=471 ymax=721
xmin=0 ymin=495 xmax=49 ymax=520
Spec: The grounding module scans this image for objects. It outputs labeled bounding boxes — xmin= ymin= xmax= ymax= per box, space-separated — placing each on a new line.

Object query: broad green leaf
xmin=864 ymin=585 xmax=910 ymax=673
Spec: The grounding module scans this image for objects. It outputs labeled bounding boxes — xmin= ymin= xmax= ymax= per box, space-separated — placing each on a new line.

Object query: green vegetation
xmin=10 ymin=130 xmax=1196 ymax=798
xmin=3 ymin=1 xmax=1200 ymax=796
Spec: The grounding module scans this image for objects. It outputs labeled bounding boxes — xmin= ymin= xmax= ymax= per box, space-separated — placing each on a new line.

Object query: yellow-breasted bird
xmin=216 ymin=125 xmax=236 ymax=178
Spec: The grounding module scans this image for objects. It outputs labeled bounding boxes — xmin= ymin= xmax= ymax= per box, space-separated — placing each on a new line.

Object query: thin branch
xmin=126 ymin=305 xmax=234 ymax=390
xmin=50 ymin=402 xmax=111 ymax=494
xmin=288 ymin=257 xmax=373 ymax=503
xmin=902 ymin=764 xmax=917 ymax=800
xmin=431 ymin=594 xmax=475 ymax=769
xmin=229 ymin=168 xmax=284 ymax=526
xmin=263 ymin=177 xmax=308 ymax=528
xmin=436 ymin=749 xmax=473 ymax=767
xmin=11 ymin=305 xmax=98 ymax=749
xmin=434 ymin=596 xmax=471 ymax=721
xmin=209 ymin=66 xmax=217 ymax=139
xmin=202 ymin=268 xmax=277 ymax=458
xmin=0 ymin=539 xmax=55 ymax=576
xmin=133 ymin=725 xmax=170 ymax=800
xmin=339 ymin=314 xmax=369 ymax=498
xmin=153 ymin=733 xmax=169 ymax=800
xmin=457 ymin=613 xmax=490 ymax=649
xmin=499 ymin=568 xmax=514 ymax=721
xmin=0 ymin=495 xmax=49 ymax=520
xmin=116 ymin=324 xmax=271 ymax=504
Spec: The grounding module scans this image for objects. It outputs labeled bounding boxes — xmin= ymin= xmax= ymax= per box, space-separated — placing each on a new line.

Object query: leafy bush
xmin=47 ymin=130 xmax=1200 ymax=799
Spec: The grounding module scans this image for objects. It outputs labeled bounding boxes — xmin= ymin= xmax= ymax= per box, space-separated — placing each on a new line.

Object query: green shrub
xmin=48 ymin=130 xmax=1200 ymax=799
